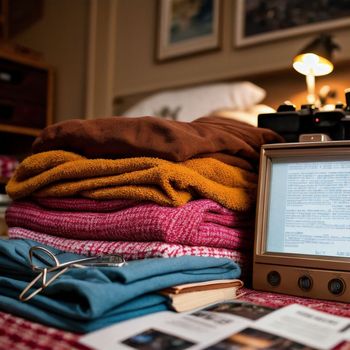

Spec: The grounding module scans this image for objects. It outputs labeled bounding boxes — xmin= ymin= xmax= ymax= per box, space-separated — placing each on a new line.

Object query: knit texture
xmin=0 ymin=311 xmax=91 ymax=350
xmin=240 ymin=289 xmax=350 ymax=317
xmin=6 ymin=151 xmax=257 ymax=211
xmin=6 ymin=199 xmax=254 ymax=249
xmin=31 ymin=115 xmax=284 ymax=171
xmin=8 ymin=227 xmax=250 ymax=268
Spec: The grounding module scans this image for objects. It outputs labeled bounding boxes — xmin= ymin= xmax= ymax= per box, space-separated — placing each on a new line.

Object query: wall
xmin=85 ymin=0 xmax=117 ymax=118
xmin=8 ymin=0 xmax=350 ymax=121
xmin=114 ymin=0 xmax=350 ymax=100
xmin=13 ymin=0 xmax=89 ymax=122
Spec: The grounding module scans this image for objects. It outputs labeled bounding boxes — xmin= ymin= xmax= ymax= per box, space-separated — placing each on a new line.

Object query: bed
xmin=114 ymin=59 xmax=350 ymax=118
xmin=3 ymin=288 xmax=350 ymax=350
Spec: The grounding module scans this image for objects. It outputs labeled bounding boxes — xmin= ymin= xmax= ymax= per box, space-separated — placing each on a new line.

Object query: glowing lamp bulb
xmin=293 ymin=52 xmax=333 ymax=76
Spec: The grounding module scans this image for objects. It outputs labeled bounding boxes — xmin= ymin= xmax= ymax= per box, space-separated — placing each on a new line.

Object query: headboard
xmin=113 ymin=60 xmax=350 ymax=115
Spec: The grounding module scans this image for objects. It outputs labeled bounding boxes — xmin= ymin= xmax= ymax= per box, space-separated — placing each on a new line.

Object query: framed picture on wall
xmin=156 ymin=0 xmax=221 ymax=61
xmin=235 ymin=0 xmax=350 ymax=47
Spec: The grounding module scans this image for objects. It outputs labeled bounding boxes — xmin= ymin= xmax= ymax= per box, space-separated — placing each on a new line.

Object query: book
xmin=159 ymin=279 xmax=244 ymax=312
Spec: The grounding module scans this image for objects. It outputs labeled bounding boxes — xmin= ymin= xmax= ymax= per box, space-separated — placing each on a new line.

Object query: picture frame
xmin=156 ymin=0 xmax=221 ymax=61
xmin=235 ymin=0 xmax=350 ymax=48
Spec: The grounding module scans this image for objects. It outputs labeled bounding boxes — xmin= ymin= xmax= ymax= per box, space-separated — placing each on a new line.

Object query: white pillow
xmin=211 ymin=104 xmax=276 ymax=127
xmin=122 ymin=82 xmax=266 ymax=122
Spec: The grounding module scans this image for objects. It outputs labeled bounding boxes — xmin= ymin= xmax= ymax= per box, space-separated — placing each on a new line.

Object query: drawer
xmin=0 ymin=51 xmax=53 ymax=134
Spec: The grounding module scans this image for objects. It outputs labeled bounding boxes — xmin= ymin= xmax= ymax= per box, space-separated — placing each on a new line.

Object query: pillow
xmin=211 ymin=104 xmax=276 ymax=127
xmin=122 ymin=81 xmax=266 ymax=122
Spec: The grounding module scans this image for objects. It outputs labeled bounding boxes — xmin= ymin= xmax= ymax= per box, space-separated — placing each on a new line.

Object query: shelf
xmin=0 ymin=123 xmax=41 ymax=137
xmin=0 ymin=47 xmax=53 ymax=159
xmin=0 ymin=47 xmax=54 ymax=138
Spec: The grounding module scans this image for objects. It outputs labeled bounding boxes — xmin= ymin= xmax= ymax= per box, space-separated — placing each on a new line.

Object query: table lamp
xmin=292 ymin=34 xmax=339 ymax=105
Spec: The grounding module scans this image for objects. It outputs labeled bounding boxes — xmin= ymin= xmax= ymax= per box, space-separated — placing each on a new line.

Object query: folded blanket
xmin=0 ymin=239 xmax=241 ymax=332
xmin=6 ymin=151 xmax=257 ymax=211
xmin=31 ymin=116 xmax=283 ymax=170
xmin=8 ymin=227 xmax=250 ymax=267
xmin=6 ymin=199 xmax=254 ymax=249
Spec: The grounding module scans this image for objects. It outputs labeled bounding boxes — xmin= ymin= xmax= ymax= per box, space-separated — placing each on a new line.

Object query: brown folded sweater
xmin=32 ymin=116 xmax=283 ymax=171
xmin=6 ymin=150 xmax=258 ymax=211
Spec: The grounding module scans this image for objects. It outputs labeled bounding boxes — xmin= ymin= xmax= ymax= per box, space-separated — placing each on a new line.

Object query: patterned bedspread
xmin=0 ymin=312 xmax=91 ymax=350
xmin=1 ymin=289 xmax=350 ymax=350
xmin=240 ymin=288 xmax=350 ymax=317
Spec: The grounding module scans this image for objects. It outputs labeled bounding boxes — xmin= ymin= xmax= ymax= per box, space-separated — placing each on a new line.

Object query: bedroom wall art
xmin=156 ymin=0 xmax=221 ymax=61
xmin=235 ymin=0 xmax=350 ymax=48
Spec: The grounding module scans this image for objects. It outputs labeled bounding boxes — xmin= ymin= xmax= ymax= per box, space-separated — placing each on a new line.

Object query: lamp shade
xmin=293 ymin=34 xmax=339 ymax=76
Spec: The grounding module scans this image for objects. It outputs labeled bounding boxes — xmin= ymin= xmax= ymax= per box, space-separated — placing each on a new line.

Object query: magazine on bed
xmin=80 ymin=299 xmax=350 ymax=350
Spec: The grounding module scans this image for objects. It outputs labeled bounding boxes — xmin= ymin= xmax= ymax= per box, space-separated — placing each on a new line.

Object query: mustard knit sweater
xmin=7 ymin=150 xmax=258 ymax=211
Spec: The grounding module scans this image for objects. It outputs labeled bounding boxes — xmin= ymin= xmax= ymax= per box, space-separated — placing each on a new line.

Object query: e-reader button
xmin=267 ymin=270 xmax=281 ymax=286
xmin=328 ymin=278 xmax=345 ymax=295
xmin=298 ymin=275 xmax=313 ymax=291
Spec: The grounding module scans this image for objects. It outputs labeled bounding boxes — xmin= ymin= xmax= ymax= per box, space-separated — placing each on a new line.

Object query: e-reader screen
xmin=265 ymin=158 xmax=350 ymax=258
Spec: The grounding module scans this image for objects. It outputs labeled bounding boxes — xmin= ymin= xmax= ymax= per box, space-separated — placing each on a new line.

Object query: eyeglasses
xmin=19 ymin=246 xmax=125 ymax=302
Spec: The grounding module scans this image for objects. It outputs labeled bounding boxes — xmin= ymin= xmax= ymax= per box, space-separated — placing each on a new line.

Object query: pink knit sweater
xmin=8 ymin=227 xmax=250 ymax=268
xmin=6 ymin=198 xmax=254 ymax=250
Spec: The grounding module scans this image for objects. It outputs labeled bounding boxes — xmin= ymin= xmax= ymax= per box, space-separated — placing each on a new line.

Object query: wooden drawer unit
xmin=0 ymin=50 xmax=53 ymax=137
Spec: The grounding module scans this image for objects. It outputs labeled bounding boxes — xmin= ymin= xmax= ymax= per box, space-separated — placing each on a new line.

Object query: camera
xmin=258 ymin=89 xmax=350 ymax=142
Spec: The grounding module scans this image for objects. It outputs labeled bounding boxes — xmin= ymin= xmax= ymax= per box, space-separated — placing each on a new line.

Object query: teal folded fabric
xmin=0 ymin=239 xmax=241 ymax=333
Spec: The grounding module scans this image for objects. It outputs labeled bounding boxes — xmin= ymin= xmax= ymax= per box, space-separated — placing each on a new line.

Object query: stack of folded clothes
xmin=1 ymin=115 xmax=283 ymax=332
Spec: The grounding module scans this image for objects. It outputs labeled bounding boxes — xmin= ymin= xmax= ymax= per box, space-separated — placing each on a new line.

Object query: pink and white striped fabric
xmin=8 ymin=228 xmax=251 ymax=269
xmin=6 ymin=198 xmax=254 ymax=250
